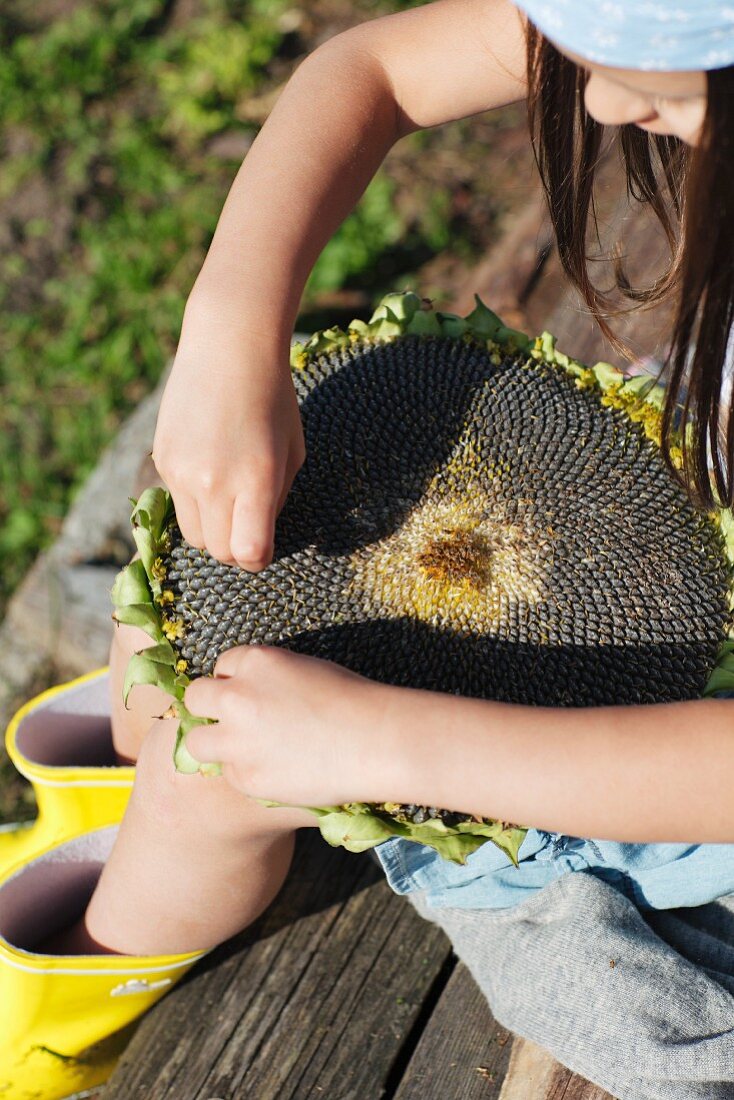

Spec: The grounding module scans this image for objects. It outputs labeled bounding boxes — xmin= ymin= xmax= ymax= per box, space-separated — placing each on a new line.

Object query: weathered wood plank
xmin=546 ymin=1063 xmax=615 ymax=1100
xmin=495 ymin=1037 xmax=614 ymax=1100
xmin=523 ymin=156 xmax=675 ymax=370
xmin=392 ymin=961 xmax=514 ymax=1099
xmin=103 ymin=831 xmax=451 ymax=1099
xmin=391 ymin=963 xmax=614 ymax=1100
xmin=497 ymin=1038 xmax=559 ymax=1099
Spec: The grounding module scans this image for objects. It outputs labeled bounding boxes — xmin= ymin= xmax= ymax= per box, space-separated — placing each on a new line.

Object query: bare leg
xmin=44 ymin=624 xmax=318 ymax=956
xmin=108 ymin=622 xmax=169 ymax=765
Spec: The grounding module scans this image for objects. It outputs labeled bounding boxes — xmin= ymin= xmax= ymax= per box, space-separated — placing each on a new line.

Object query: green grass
xmin=1 ymin=0 xmax=250 ymax=608
xmin=1 ymin=746 xmax=36 ymax=826
xmin=1 ymin=0 xmax=449 ymax=617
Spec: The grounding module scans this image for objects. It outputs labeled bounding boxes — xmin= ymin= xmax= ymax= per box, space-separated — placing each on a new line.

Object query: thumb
xmin=213 ymin=645 xmax=250 ymax=678
xmin=185 ymin=723 xmax=225 ymax=767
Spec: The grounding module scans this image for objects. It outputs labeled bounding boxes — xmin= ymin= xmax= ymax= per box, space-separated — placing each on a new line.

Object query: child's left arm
xmin=184 ymin=645 xmax=734 ymax=845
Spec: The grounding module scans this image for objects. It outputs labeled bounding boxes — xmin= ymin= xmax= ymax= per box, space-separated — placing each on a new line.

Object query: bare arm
xmin=191 ymin=0 xmax=527 ymax=337
xmin=382 ymin=691 xmax=734 ymax=843
xmin=181 ymin=646 xmax=734 ymax=845
xmin=153 ymin=1 xmax=528 ymax=569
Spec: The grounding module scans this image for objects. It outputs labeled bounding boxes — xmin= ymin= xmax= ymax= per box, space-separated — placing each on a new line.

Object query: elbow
xmin=295 ymin=26 xmax=408 ymax=143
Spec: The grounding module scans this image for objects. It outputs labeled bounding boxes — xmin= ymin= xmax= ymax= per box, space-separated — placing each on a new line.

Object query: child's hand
xmin=183 ymin=645 xmax=395 ymax=808
xmin=152 ymin=306 xmax=305 ymax=571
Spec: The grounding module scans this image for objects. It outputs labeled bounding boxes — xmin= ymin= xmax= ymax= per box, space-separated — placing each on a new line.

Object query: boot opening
xmin=15 ymin=676 xmax=117 ymax=768
xmin=0 ymin=828 xmax=117 ymax=952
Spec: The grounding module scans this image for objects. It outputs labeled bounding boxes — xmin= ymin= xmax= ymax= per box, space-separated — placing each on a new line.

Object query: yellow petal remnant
xmin=151 ymin=556 xmax=167 ymax=583
xmin=162 ymin=618 xmax=185 ymax=641
xmin=600 ymin=383 xmax=663 ymax=447
xmin=348 ymin=492 xmax=549 ymax=636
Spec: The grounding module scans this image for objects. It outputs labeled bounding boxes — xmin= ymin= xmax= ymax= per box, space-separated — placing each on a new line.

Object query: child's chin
xmin=634 ymin=118 xmax=695 ymax=144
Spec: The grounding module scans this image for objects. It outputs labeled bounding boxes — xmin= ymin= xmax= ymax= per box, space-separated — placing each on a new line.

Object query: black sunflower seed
xmin=153 ymin=335 xmax=732 ymax=829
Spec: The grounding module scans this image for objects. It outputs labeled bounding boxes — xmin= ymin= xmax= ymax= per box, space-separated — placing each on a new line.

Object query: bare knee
xmin=111 ymin=623 xmax=322 ymax=834
xmin=132 ymin=718 xmax=321 ymax=839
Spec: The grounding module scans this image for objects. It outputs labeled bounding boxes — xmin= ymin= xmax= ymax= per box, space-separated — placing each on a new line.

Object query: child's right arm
xmin=153 ymin=0 xmax=528 ymax=569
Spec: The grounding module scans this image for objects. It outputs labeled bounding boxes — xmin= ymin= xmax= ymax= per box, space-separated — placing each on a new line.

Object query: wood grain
xmin=392 ymin=961 xmax=514 ymax=1100
xmin=546 ymin=1063 xmax=616 ymax=1100
xmin=102 ymin=831 xmax=451 ymax=1099
xmin=496 ymin=1038 xmax=615 ymax=1100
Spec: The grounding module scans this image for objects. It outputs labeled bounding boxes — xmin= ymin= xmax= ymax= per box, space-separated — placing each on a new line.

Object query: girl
xmin=53 ymin=2 xmax=734 ymax=1096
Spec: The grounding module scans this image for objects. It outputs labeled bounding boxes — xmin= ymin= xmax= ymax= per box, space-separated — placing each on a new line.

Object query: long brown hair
xmin=525 ymin=25 xmax=734 ymax=509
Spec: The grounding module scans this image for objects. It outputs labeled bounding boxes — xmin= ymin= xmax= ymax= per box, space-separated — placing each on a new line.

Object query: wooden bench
xmin=103 ymin=831 xmax=612 ymax=1099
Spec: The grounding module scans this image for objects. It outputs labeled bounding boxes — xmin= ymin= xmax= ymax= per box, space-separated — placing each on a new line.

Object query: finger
xmin=276 ymin=455 xmax=301 ymax=515
xmin=171 ymin=493 xmax=205 ymax=549
xmin=198 ymin=496 xmax=238 ymax=566
xmin=214 ymin=644 xmax=255 ymax=678
xmin=230 ymin=495 xmax=277 ymax=571
xmin=185 ymin=723 xmax=230 ymax=766
xmin=183 ymin=675 xmax=225 ymax=718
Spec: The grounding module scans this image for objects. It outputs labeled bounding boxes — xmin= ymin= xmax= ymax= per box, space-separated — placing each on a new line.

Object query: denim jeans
xmin=374 ymin=827 xmax=734 ymax=912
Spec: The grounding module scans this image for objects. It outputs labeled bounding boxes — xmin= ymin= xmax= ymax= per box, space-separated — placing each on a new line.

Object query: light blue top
xmin=513 ymin=1 xmax=734 ymax=71
xmin=374 ymin=691 xmax=734 ymax=911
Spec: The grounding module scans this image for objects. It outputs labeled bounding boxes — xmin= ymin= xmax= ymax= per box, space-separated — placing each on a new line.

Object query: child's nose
xmin=584 ymin=73 xmax=656 ymax=128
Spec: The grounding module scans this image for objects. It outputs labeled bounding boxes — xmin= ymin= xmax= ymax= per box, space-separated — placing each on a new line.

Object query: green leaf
xmin=256 ymin=795 xmax=530 ymax=865
xmin=369 ymin=292 xmax=421 ymax=325
xmin=255 ymin=799 xmax=345 ymax=816
xmin=172 ymin=700 xmax=221 ymax=776
xmin=464 ymin=295 xmax=504 ymax=340
xmin=132 ymin=486 xmax=174 ymax=539
xmin=366 ymin=317 xmax=404 ymax=340
xmin=129 ymin=488 xmax=174 ymax=595
xmin=405 ymin=309 xmax=442 ymax=337
xmin=122 ymin=650 xmax=182 ymax=707
xmin=413 ymin=830 xmax=488 ymax=864
xmin=139 ymin=641 xmax=178 ymax=664
xmin=436 ymin=312 xmax=467 ymax=339
xmin=704 ymin=667 xmax=734 ymax=696
xmin=289 ymin=340 xmax=306 ymax=368
xmin=483 ymin=826 xmax=527 ymax=867
xmin=111 ymin=601 xmax=167 ymax=644
xmin=110 ymin=558 xmax=151 ymax=608
xmin=500 ymin=328 xmax=532 ymax=353
xmin=317 ymin=807 xmax=399 ymax=852
xmin=173 ymin=726 xmax=203 ymax=774
xmin=592 ymin=362 xmax=624 ymax=389
xmin=622 ymin=375 xmax=666 ymax=409
xmin=173 ymin=722 xmax=221 ymax=776
xmin=131 ymin=527 xmax=161 ymax=593
xmin=538 ymin=331 xmax=557 ymax=360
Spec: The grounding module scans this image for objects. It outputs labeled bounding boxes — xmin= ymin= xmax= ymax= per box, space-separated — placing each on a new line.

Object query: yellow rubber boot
xmin=1 ymin=669 xmax=135 ymax=878
xmin=0 ymin=826 xmax=207 ymax=1100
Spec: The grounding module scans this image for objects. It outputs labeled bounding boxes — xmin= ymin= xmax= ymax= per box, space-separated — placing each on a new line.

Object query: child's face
xmin=557 ymin=46 xmax=707 ymax=147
